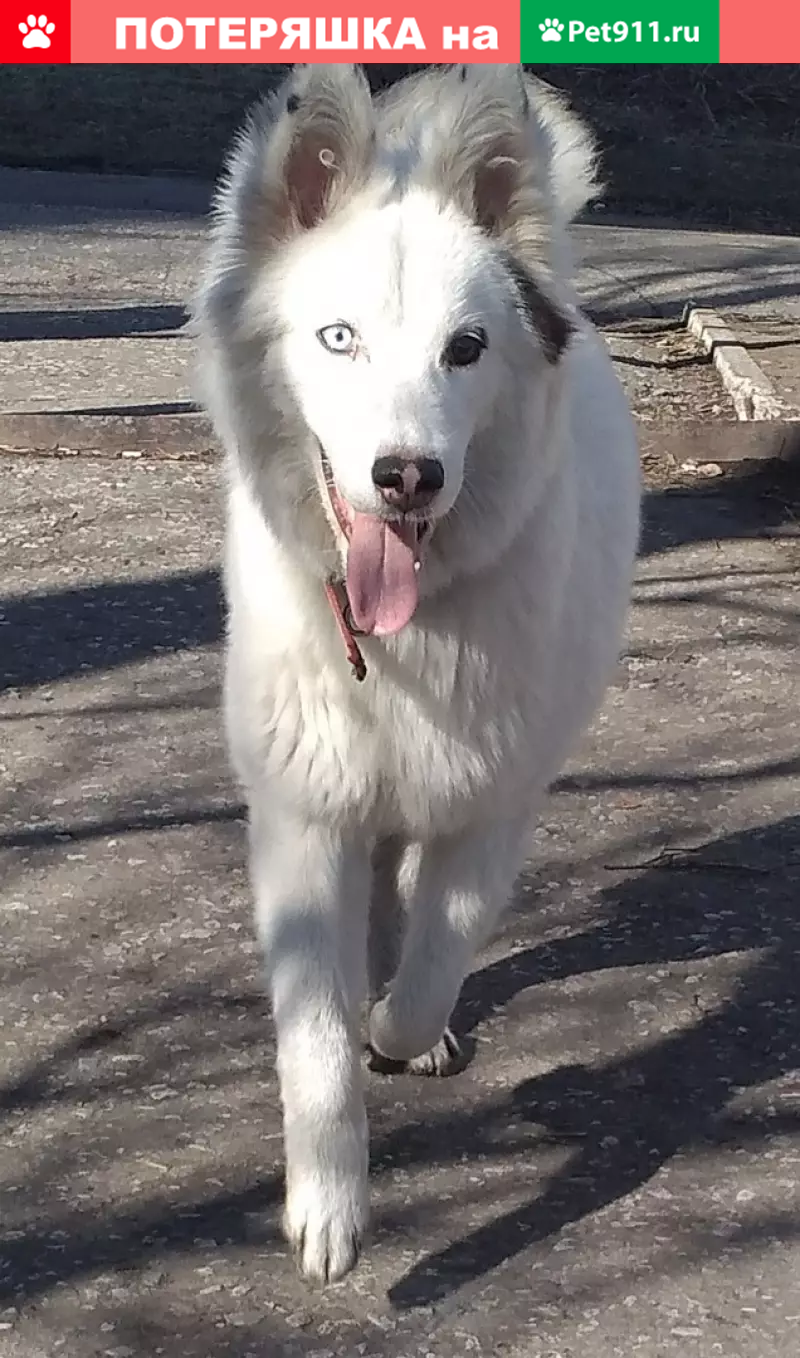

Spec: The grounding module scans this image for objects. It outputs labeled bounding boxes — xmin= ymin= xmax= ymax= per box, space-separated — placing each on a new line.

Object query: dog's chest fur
xmin=223 ymin=470 xmax=609 ymax=839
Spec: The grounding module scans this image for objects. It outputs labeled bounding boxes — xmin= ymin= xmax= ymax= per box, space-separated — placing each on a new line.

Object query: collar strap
xmin=324 ymin=577 xmax=367 ymax=682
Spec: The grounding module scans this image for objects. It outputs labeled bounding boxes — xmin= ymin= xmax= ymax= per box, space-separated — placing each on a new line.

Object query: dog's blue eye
xmin=317 ymin=323 xmax=355 ymax=354
xmin=442 ymin=328 xmax=487 ymax=369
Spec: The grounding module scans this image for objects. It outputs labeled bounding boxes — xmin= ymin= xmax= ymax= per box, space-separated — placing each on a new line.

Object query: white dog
xmin=194 ymin=63 xmax=640 ymax=1283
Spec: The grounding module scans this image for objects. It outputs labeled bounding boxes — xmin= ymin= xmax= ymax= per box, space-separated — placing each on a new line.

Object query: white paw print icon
xmin=540 ymin=18 xmax=565 ymax=41
xmin=19 ymin=13 xmax=56 ymax=48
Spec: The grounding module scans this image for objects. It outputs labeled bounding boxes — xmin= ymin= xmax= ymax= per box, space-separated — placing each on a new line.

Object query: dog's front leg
xmin=368 ymin=818 xmax=529 ymax=1075
xmin=248 ymin=804 xmax=370 ymax=1282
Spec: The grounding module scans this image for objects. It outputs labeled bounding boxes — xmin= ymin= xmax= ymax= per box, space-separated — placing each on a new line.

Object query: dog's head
xmin=198 ymin=65 xmax=597 ymax=634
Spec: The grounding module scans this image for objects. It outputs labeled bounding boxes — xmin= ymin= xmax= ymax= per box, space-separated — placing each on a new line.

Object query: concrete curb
xmin=0 ymin=411 xmax=216 ymax=458
xmin=637 ymin=419 xmax=800 ymax=466
xmin=685 ymin=305 xmax=797 ymax=422
xmin=2 ymin=410 xmax=800 ymax=466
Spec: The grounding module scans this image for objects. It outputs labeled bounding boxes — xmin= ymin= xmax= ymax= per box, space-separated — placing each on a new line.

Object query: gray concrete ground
xmin=2 ymin=172 xmax=800 ymax=415
xmin=2 ymin=453 xmax=800 ymax=1358
xmin=2 ymin=171 xmax=800 ymax=1356
xmin=716 ymin=315 xmax=800 ymax=413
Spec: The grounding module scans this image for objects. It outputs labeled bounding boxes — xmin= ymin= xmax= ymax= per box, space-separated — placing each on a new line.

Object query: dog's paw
xmin=367 ymin=1027 xmax=469 ymax=1078
xmin=407 ymin=1027 xmax=469 ymax=1077
xmin=283 ymin=1173 xmax=368 ymax=1284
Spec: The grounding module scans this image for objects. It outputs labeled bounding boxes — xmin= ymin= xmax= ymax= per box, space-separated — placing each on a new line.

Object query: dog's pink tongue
xmin=346 ymin=514 xmax=418 ymax=636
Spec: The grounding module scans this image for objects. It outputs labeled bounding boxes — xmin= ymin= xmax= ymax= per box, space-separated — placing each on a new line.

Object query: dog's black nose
xmin=371 ymin=455 xmax=445 ymax=512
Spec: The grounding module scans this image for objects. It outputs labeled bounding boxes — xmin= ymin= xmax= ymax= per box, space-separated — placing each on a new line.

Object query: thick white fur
xmin=194 ymin=64 xmax=640 ymax=1283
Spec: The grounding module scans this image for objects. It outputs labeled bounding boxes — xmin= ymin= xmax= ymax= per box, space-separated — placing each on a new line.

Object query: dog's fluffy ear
xmin=397 ymin=64 xmax=574 ymax=361
xmin=231 ymin=65 xmax=375 ymax=248
xmin=275 ymin=65 xmax=374 ymax=231
xmin=522 ymin=74 xmax=600 ymax=224
xmin=365 ymin=63 xmax=578 ymax=364
xmin=417 ymin=65 xmax=548 ymax=241
xmin=425 ymin=64 xmax=598 ymax=234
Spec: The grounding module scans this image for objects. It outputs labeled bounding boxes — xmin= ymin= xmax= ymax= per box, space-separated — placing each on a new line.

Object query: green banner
xmin=522 ymin=1 xmax=720 ymax=61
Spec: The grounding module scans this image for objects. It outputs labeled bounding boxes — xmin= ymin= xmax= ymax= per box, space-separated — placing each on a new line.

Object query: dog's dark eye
xmin=442 ymin=328 xmax=487 ymax=370
xmin=317 ymin=322 xmax=355 ymax=355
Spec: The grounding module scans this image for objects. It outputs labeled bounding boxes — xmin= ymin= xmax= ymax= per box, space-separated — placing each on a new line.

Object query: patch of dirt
xmin=604 ymin=320 xmax=736 ymax=425
xmin=641 ymin=445 xmax=800 ymax=511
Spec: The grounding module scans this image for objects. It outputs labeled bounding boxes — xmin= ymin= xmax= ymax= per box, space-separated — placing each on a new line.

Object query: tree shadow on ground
xmin=0 ymin=567 xmax=222 ymax=691
xmin=639 ymin=450 xmax=800 ymax=557
xmin=386 ymin=813 xmax=800 ymax=1305
xmin=2 ymin=453 xmax=798 ymax=695
xmin=1 ymin=818 xmax=798 ymax=1318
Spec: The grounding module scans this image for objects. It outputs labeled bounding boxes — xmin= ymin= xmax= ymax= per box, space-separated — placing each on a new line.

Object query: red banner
xmin=1 ymin=1 xmax=519 ymax=63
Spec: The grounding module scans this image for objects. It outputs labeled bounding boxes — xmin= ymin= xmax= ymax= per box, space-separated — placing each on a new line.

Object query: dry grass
xmin=540 ymin=64 xmax=800 ymax=231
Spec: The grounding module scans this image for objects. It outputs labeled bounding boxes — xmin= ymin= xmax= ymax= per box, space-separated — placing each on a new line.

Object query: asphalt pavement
xmin=1 ymin=170 xmax=800 ymax=1357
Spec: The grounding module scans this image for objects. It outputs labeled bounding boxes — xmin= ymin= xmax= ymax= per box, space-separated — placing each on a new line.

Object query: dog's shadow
xmin=379 ymin=814 xmax=800 ymax=1309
